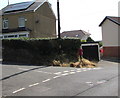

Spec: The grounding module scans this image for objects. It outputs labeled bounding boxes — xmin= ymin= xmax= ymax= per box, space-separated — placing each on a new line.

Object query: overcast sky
xmin=0 ymin=0 xmax=119 ymax=41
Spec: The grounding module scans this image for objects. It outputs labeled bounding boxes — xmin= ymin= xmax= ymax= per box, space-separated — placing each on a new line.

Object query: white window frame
xmin=3 ymin=19 xmax=8 ymax=29
xmin=75 ymin=35 xmax=79 ymax=37
xmin=0 ymin=35 xmax=3 ymax=39
xmin=0 ymin=32 xmax=29 ymax=39
xmin=64 ymin=36 xmax=67 ymax=38
xmin=18 ymin=17 xmax=25 ymax=27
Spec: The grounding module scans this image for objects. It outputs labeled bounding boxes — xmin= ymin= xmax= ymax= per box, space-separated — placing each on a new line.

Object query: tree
xmin=86 ymin=37 xmax=94 ymax=42
xmin=99 ymin=41 xmax=103 ymax=47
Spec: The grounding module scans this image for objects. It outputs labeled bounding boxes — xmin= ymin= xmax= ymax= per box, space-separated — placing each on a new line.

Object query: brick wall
xmin=103 ymin=46 xmax=120 ymax=58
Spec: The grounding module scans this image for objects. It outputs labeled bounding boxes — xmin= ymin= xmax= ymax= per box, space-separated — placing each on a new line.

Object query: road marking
xmin=54 ymin=72 xmax=62 ymax=75
xmin=76 ymin=70 xmax=81 ymax=73
xmin=36 ymin=71 xmax=52 ymax=74
xmin=42 ymin=79 xmax=51 ymax=83
xmin=63 ymin=71 xmax=69 ymax=73
xmin=13 ymin=88 xmax=25 ymax=94
xmin=87 ymin=68 xmax=92 ymax=70
xmin=62 ymin=73 xmax=69 ymax=76
xmin=69 ymin=72 xmax=76 ymax=74
xmin=77 ymin=69 xmax=81 ymax=70
xmin=93 ymin=68 xmax=98 ymax=70
xmin=97 ymin=80 xmax=107 ymax=84
xmin=86 ymin=82 xmax=92 ymax=84
xmin=29 ymin=83 xmax=39 ymax=87
xmin=83 ymin=70 xmax=87 ymax=71
xmin=82 ymin=68 xmax=87 ymax=70
xmin=86 ymin=82 xmax=94 ymax=86
xmin=53 ymin=76 xmax=61 ymax=79
xmin=43 ymin=72 xmax=52 ymax=74
xmin=12 ymin=67 xmax=104 ymax=94
xmin=70 ymin=70 xmax=75 ymax=71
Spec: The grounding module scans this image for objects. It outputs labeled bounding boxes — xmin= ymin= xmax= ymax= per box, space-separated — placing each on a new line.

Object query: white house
xmin=99 ymin=16 xmax=120 ymax=58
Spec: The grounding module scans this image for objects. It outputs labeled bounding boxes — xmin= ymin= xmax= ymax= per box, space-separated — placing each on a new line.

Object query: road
xmin=1 ymin=59 xmax=119 ymax=97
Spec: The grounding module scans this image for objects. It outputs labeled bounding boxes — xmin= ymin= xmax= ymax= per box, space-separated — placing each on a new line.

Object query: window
xmin=75 ymin=35 xmax=79 ymax=37
xmin=3 ymin=19 xmax=8 ymax=29
xmin=0 ymin=35 xmax=3 ymax=39
xmin=64 ymin=36 xmax=67 ymax=38
xmin=4 ymin=36 xmax=8 ymax=38
xmin=7 ymin=35 xmax=15 ymax=38
xmin=1 ymin=32 xmax=29 ymax=39
xmin=19 ymin=34 xmax=27 ymax=37
xmin=18 ymin=17 xmax=25 ymax=27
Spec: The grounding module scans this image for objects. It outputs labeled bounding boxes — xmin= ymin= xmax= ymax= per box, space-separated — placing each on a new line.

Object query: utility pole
xmin=57 ymin=0 xmax=61 ymax=39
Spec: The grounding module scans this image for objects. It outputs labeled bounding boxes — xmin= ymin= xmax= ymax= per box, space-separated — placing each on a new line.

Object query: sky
xmin=0 ymin=0 xmax=119 ymax=41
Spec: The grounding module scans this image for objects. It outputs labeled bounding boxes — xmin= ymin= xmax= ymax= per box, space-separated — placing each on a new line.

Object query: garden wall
xmin=2 ymin=39 xmax=81 ymax=65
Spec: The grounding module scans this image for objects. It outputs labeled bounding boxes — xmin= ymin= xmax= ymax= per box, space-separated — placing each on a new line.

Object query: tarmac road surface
xmin=1 ymin=59 xmax=119 ymax=97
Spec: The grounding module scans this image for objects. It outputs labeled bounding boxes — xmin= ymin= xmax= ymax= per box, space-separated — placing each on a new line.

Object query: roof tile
xmin=99 ymin=16 xmax=120 ymax=26
xmin=61 ymin=30 xmax=91 ymax=39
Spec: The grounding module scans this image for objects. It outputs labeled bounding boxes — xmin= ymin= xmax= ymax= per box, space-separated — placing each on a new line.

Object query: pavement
xmin=1 ymin=58 xmax=119 ymax=97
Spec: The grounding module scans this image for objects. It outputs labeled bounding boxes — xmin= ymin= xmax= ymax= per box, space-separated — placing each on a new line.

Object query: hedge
xmin=2 ymin=39 xmax=81 ymax=65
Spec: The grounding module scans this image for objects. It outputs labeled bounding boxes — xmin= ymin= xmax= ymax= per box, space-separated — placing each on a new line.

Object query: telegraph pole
xmin=57 ymin=0 xmax=61 ymax=39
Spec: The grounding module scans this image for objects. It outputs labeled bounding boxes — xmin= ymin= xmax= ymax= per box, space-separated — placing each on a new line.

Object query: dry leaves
xmin=52 ymin=58 xmax=97 ymax=68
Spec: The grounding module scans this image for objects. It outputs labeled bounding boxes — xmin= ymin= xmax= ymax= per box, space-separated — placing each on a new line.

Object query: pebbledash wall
xmin=101 ymin=19 xmax=120 ymax=58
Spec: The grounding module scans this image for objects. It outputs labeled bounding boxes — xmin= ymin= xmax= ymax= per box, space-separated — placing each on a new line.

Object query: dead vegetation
xmin=52 ymin=58 xmax=97 ymax=68
xmin=52 ymin=60 xmax=69 ymax=67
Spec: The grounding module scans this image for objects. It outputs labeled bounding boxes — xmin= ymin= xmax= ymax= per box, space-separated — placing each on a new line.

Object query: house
xmin=61 ymin=30 xmax=91 ymax=40
xmin=99 ymin=16 xmax=120 ymax=58
xmin=0 ymin=0 xmax=56 ymax=39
